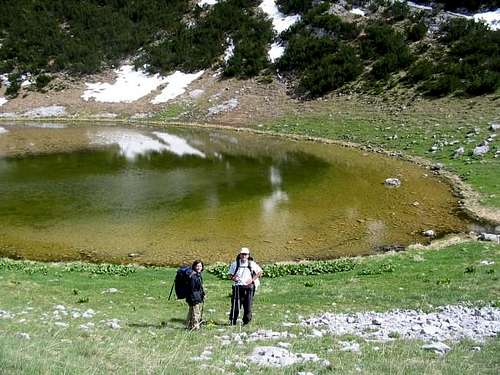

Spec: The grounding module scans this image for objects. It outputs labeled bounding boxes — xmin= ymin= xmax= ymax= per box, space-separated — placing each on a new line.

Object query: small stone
xmin=473 ymin=144 xmax=489 ymax=157
xmin=422 ymin=342 xmax=451 ymax=355
xmin=423 ymin=230 xmax=435 ymax=237
xmin=16 ymin=332 xmax=31 ymax=340
xmin=489 ymin=123 xmax=500 ymax=131
xmin=479 ymin=233 xmax=500 ymax=242
xmin=384 ymin=178 xmax=401 ymax=187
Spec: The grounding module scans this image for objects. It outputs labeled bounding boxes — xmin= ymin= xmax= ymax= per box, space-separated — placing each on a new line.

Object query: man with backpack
xmin=228 ymin=247 xmax=262 ymax=326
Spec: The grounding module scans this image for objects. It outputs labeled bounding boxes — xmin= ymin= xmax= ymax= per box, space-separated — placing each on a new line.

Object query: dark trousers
xmin=230 ymin=285 xmax=254 ymax=325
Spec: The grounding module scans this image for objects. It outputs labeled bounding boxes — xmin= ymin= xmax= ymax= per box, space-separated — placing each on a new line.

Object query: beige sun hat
xmin=239 ymin=247 xmax=250 ymax=254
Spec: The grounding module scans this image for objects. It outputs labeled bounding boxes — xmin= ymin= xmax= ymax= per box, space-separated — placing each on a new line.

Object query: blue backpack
xmin=169 ymin=266 xmax=192 ymax=300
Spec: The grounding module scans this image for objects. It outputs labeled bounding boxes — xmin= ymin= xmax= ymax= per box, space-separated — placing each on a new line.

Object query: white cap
xmin=239 ymin=247 xmax=250 ymax=254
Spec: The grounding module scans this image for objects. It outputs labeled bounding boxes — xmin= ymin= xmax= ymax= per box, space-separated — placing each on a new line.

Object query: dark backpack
xmin=169 ymin=266 xmax=192 ymax=300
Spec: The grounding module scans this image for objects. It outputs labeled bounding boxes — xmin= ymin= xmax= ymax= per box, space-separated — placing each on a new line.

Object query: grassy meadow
xmin=0 ymin=241 xmax=499 ymax=374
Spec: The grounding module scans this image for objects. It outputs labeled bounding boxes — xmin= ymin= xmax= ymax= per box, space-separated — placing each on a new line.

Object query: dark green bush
xmin=276 ymin=0 xmax=314 ymax=14
xmin=465 ymin=71 xmax=500 ymax=95
xmin=407 ymin=21 xmax=428 ymax=42
xmin=5 ymin=73 xmax=21 ymax=98
xmin=423 ymin=74 xmax=461 ymax=96
xmin=407 ymin=59 xmax=435 ymax=83
xmin=299 ymin=45 xmax=363 ymax=96
xmin=35 ymin=74 xmax=52 ymax=90
xmin=383 ymin=1 xmax=411 ymax=22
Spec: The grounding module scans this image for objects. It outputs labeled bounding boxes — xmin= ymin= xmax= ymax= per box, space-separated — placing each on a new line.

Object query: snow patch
xmin=82 ymin=65 xmax=168 ymax=103
xmin=350 ymin=8 xmax=366 ymax=17
xmin=259 ymin=0 xmax=301 ymax=34
xmin=0 ymin=126 xmax=8 ymax=134
xmin=407 ymin=2 xmax=433 ymax=11
xmin=151 ymin=70 xmax=204 ymax=104
xmin=198 ymin=0 xmax=218 ymax=6
xmin=224 ymin=38 xmax=235 ymax=62
xmin=474 ymin=9 xmax=500 ymax=31
xmin=0 ymin=97 xmax=7 ymax=106
xmin=268 ymin=42 xmax=285 ymax=63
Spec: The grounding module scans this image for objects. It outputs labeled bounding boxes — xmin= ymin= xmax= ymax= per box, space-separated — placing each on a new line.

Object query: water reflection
xmin=0 ymin=124 xmax=471 ymax=265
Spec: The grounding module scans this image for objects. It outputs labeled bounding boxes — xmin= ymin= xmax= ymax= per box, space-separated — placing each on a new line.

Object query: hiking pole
xmin=168 ymin=281 xmax=175 ymax=301
xmin=230 ymin=285 xmax=238 ymax=325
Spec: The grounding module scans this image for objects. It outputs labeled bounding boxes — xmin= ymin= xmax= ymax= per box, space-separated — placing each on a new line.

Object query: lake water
xmin=0 ymin=123 xmax=470 ymax=265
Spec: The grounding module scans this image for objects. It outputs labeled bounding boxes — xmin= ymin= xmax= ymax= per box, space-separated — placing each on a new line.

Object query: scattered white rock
xmin=189 ymin=89 xmax=205 ymax=99
xmin=384 ymin=178 xmax=401 ymax=187
xmin=102 ymin=288 xmax=119 ymax=294
xmin=249 ymin=346 xmax=328 ymax=368
xmin=82 ymin=309 xmax=96 ymax=319
xmin=0 ymin=126 xmax=8 ymax=135
xmin=54 ymin=322 xmax=69 ymax=328
xmin=422 ymin=341 xmax=451 ymax=355
xmin=23 ymin=106 xmax=66 ymax=118
xmin=208 ymin=98 xmax=238 ymax=116
xmin=79 ymin=322 xmax=95 ymax=332
xmin=339 ymin=340 xmax=361 ymax=353
xmin=104 ymin=319 xmax=121 ymax=329
xmin=454 ymin=147 xmax=465 ymax=157
xmin=54 ymin=305 xmax=66 ymax=311
xmin=479 ymin=233 xmax=500 ymax=243
xmin=301 ymin=305 xmax=500 ymax=343
xmin=0 ymin=309 xmax=14 ymax=319
xmin=16 ymin=332 xmax=31 ymax=340
xmin=480 ymin=260 xmax=495 ymax=266
xmin=473 ymin=144 xmax=489 ymax=157
xmin=490 ymin=123 xmax=500 ymax=131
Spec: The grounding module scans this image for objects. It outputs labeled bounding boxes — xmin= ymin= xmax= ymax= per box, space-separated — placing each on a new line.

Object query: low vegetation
xmin=1 ymin=1 xmax=498 ymax=98
xmin=0 ymin=241 xmax=498 ymax=373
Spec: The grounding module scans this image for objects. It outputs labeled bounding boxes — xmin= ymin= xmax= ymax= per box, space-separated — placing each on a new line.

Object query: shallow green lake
xmin=0 ymin=123 xmax=471 ymax=265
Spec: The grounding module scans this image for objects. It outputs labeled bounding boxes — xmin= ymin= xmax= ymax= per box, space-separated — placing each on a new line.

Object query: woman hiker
xmin=228 ymin=247 xmax=262 ymax=326
xmin=186 ymin=260 xmax=205 ymax=330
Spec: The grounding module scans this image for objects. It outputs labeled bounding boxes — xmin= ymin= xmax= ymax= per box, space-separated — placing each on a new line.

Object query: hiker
xmin=228 ymin=247 xmax=262 ymax=326
xmin=186 ymin=260 xmax=205 ymax=330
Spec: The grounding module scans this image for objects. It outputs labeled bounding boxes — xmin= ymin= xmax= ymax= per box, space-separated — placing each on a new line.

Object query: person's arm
xmin=228 ymin=262 xmax=239 ymax=281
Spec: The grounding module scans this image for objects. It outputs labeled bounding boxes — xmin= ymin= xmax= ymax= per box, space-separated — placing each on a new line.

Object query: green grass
xmin=1 ymin=241 xmax=499 ymax=374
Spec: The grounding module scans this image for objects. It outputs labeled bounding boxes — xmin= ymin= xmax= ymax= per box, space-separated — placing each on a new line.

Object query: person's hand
xmin=245 ymin=279 xmax=253 ymax=286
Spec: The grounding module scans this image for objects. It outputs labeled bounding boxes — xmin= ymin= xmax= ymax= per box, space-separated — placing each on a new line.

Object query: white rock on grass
xmin=79 ymin=322 xmax=95 ymax=332
xmin=16 ymin=332 xmax=31 ymax=340
xmin=473 ymin=144 xmax=489 ymax=156
xmin=54 ymin=322 xmax=69 ymax=328
xmin=102 ymin=288 xmax=119 ymax=294
xmin=0 ymin=310 xmax=14 ymax=319
xmin=479 ymin=233 xmax=500 ymax=243
xmin=82 ymin=309 xmax=96 ymax=318
xmin=23 ymin=106 xmax=66 ymax=117
xmin=339 ymin=340 xmax=361 ymax=353
xmin=490 ymin=123 xmax=500 ymax=131
xmin=208 ymin=98 xmax=238 ymax=116
xmin=104 ymin=319 xmax=121 ymax=329
xmin=249 ymin=346 xmax=329 ymax=368
xmin=422 ymin=342 xmax=451 ymax=355
xmin=301 ymin=305 xmax=500 ymax=344
xmin=480 ymin=260 xmax=495 ymax=266
xmin=0 ymin=126 xmax=8 ymax=134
